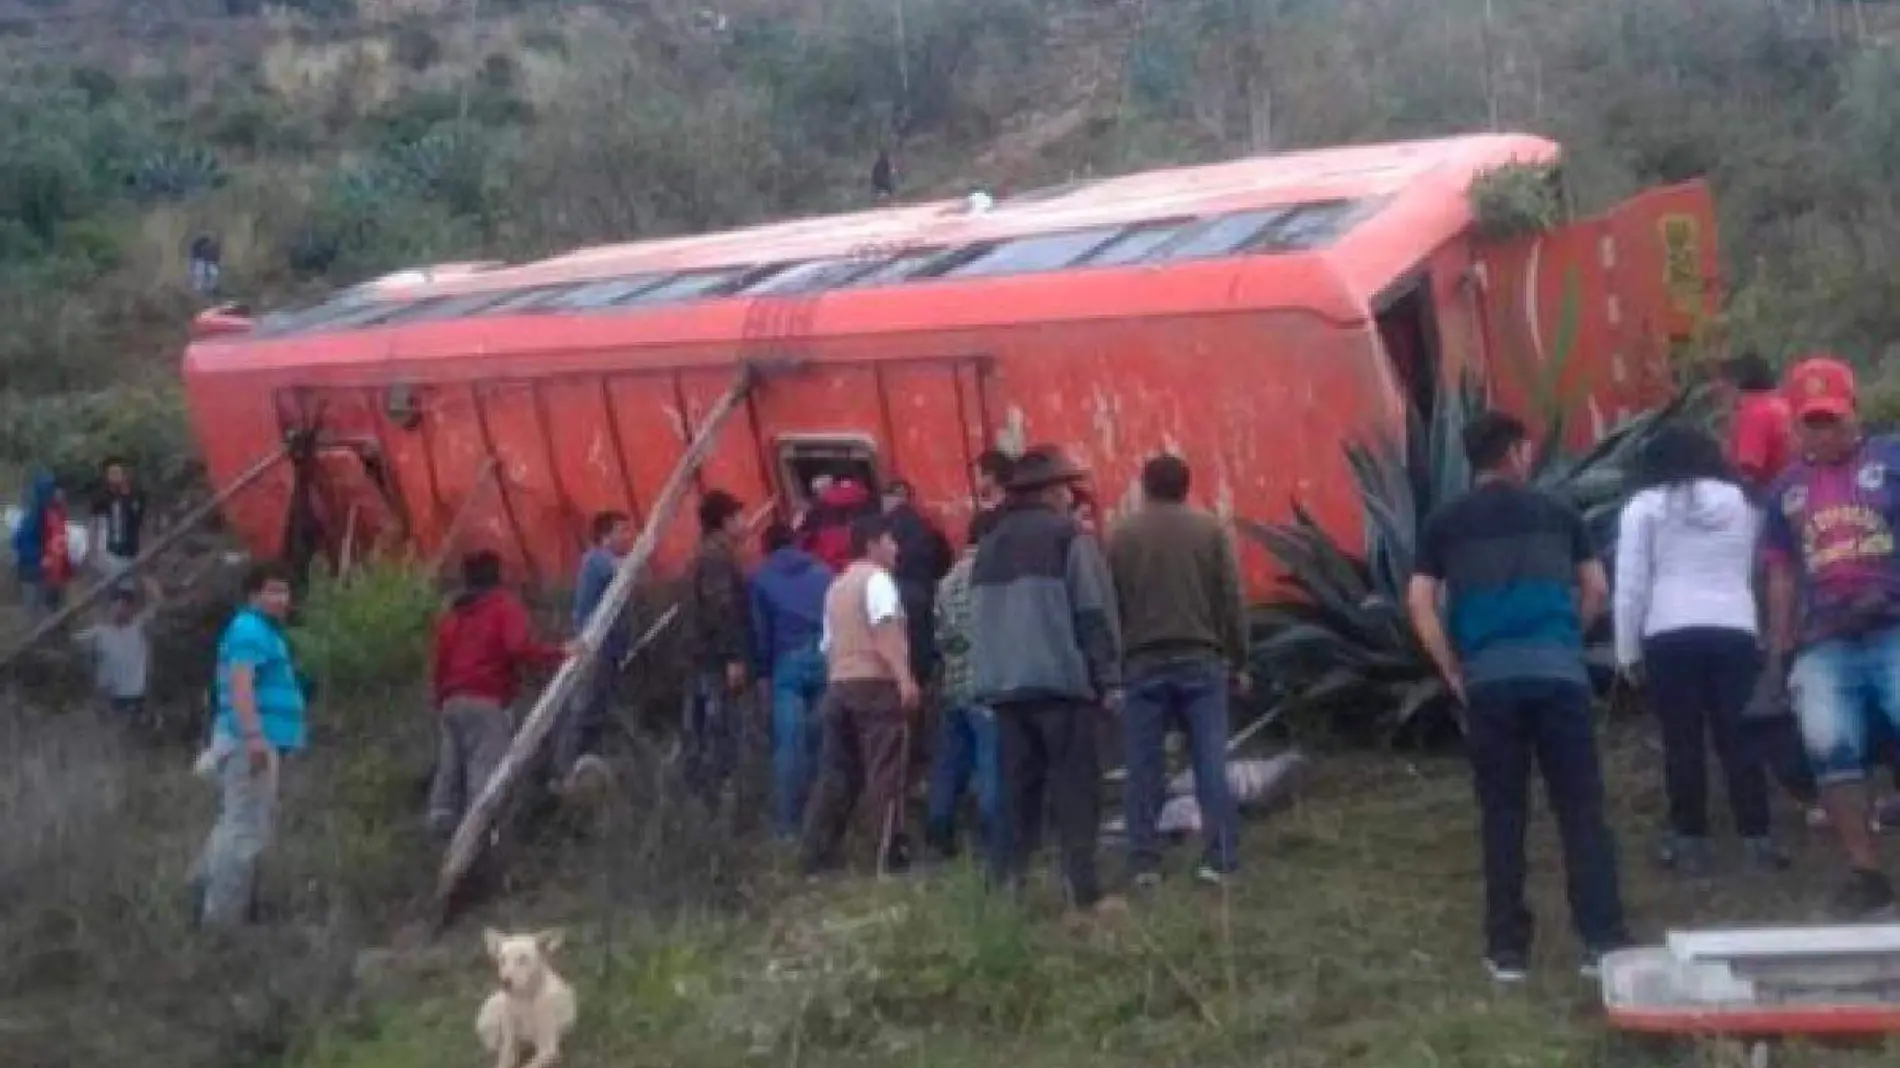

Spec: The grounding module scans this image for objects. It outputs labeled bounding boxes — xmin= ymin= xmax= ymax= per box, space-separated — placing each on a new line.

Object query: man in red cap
xmin=1761 ymin=354 xmax=1900 ymax=915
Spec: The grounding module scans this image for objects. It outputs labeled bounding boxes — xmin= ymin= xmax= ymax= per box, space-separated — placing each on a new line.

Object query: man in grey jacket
xmin=971 ymin=444 xmax=1121 ymax=914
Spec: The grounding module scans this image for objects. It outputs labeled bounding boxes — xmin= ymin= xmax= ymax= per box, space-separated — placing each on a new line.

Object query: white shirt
xmin=819 ymin=568 xmax=902 ymax=654
xmin=1612 ymin=480 xmax=1759 ymax=668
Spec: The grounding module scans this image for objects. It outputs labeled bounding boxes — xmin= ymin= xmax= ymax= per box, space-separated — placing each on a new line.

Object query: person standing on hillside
xmin=750 ymin=520 xmax=834 ymax=841
xmin=682 ymin=490 xmax=754 ymax=810
xmin=972 ymin=445 xmax=1123 ymax=918
xmin=1108 ymin=454 xmax=1249 ymax=888
xmin=801 ymin=514 xmax=921 ymax=874
xmin=12 ymin=471 xmax=72 ymax=622
xmin=195 ymin=562 xmax=305 ymax=929
xmin=1722 ymin=351 xmax=1795 ymax=500
xmin=923 ymin=510 xmax=1002 ymax=861
xmin=882 ymin=478 xmax=954 ymax=692
xmin=1613 ymin=425 xmax=1787 ymax=876
xmin=1760 ymin=356 xmax=1900 ymax=915
xmin=73 ymin=577 xmax=162 ymax=726
xmin=1407 ymin=411 xmax=1629 ymax=983
xmin=430 ymin=551 xmax=581 ymax=839
xmin=92 ymin=457 xmax=147 ymax=584
xmin=800 ymin=477 xmax=875 ymax=573
xmin=554 ymin=511 xmax=635 ymax=793
xmin=973 ymin=450 xmax=1013 ymax=522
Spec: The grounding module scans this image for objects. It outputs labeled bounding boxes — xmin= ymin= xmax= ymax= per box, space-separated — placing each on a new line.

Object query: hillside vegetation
xmin=10 ymin=2 xmax=1900 ymax=1067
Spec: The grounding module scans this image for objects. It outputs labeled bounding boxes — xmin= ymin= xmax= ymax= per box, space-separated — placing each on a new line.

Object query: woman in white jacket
xmin=1614 ymin=424 xmax=1787 ymax=874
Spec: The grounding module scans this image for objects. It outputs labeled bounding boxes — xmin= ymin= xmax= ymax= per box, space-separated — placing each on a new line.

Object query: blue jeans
xmin=925 ymin=703 xmax=1000 ymax=854
xmin=1122 ymin=659 xmax=1239 ymax=875
xmin=770 ymin=645 xmax=828 ymax=839
xmin=1789 ymin=624 xmax=1900 ymax=785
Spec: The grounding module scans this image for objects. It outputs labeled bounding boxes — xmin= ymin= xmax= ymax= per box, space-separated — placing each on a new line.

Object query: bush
xmin=0 ymin=386 xmax=195 ymax=498
xmin=1469 ymin=163 xmax=1563 ymax=241
xmin=290 ymin=559 xmax=441 ymax=706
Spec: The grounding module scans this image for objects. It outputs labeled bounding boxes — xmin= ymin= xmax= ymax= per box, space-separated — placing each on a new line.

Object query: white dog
xmin=477 ymin=928 xmax=576 ymax=1068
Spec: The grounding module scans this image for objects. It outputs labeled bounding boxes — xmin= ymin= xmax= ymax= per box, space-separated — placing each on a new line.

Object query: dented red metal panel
xmin=1474 ymin=180 xmax=1719 ymax=443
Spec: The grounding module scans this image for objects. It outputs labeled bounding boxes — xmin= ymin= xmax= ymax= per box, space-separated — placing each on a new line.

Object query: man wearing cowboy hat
xmin=1763 ymin=354 xmax=1900 ymax=916
xmin=970 ymin=444 xmax=1123 ymax=917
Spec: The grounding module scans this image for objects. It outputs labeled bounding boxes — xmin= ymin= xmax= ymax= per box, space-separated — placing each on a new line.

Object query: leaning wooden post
xmin=435 ymin=365 xmax=759 ymax=909
xmin=0 ymin=443 xmax=291 ymax=671
xmin=425 ymin=457 xmax=500 ymax=575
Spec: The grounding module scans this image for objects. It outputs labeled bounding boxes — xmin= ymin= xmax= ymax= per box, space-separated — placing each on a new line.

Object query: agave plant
xmin=1243 ymin=373 xmax=1710 ymax=743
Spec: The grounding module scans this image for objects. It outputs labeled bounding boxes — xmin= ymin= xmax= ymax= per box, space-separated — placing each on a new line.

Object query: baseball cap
xmin=1787 ymin=354 xmax=1856 ymax=421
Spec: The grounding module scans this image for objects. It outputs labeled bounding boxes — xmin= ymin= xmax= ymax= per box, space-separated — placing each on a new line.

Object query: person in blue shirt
xmin=749 ymin=520 xmax=834 ymax=839
xmin=554 ymin=511 xmax=635 ymax=792
xmin=195 ymin=561 xmax=304 ymax=928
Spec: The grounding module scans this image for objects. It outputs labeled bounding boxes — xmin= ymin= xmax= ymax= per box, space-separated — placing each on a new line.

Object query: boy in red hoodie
xmin=427 ymin=550 xmax=581 ymax=839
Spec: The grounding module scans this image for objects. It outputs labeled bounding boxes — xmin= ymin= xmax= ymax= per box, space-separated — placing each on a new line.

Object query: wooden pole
xmin=0 ymin=444 xmax=290 ymax=671
xmin=436 ymin=366 xmax=757 ymax=908
xmin=425 ymin=457 xmax=500 ymax=575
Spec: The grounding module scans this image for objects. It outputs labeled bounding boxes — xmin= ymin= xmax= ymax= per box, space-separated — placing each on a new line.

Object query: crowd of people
xmin=1403 ymin=350 xmax=1900 ymax=984
xmin=392 ymin=442 xmax=1245 ymax=928
xmin=157 ymin=348 xmax=1900 ymax=971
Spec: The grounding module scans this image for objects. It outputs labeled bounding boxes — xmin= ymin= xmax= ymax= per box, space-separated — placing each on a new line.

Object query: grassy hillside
xmin=13 ymin=3 xmax=1900 ymax=1067
xmin=295 ymin=723 xmax=1897 ymax=1068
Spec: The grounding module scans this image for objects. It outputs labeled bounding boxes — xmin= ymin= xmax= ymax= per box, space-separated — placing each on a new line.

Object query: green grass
xmin=295 ymin=720 xmax=1900 ymax=1068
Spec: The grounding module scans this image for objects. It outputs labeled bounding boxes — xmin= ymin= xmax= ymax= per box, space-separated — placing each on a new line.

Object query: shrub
xmin=127 ymin=146 xmax=229 ymax=202
xmin=290 ymin=558 xmax=441 ymax=706
xmin=0 ymin=386 xmax=195 ymax=497
xmin=1469 ymin=162 xmax=1563 ymax=241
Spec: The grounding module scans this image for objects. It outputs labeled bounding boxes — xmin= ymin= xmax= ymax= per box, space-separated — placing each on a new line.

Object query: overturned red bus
xmin=180 ymin=132 xmax=1719 ymax=594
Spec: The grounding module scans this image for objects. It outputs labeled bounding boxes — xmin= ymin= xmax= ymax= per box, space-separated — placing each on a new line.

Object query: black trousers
xmin=988 ymin=698 xmax=1102 ymax=908
xmin=1643 ymin=627 xmax=1770 ymax=838
xmin=1466 ymin=678 xmax=1626 ymax=959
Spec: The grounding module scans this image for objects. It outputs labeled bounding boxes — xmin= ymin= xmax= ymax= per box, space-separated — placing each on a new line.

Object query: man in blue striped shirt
xmin=1408 ymin=411 xmax=1628 ymax=984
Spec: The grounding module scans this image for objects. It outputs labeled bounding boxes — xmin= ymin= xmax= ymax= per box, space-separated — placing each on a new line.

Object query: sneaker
xmin=1194 ymin=864 xmax=1233 ymax=887
xmin=1806 ymin=806 xmax=1832 ymax=829
xmin=1744 ymin=836 xmax=1791 ymax=872
xmin=1831 ymin=869 xmax=1897 ymax=918
xmin=1658 ymin=834 xmax=1712 ymax=875
xmin=880 ymin=834 xmax=913 ymax=877
xmin=1578 ymin=946 xmax=1618 ymax=980
xmin=1875 ymin=798 xmax=1900 ymax=834
xmin=1483 ymin=952 xmax=1529 ymax=984
xmin=1130 ymin=870 xmax=1163 ymax=891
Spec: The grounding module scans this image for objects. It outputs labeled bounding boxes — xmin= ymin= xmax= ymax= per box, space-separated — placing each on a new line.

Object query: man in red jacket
xmin=799 ymin=478 xmax=876 ymax=573
xmin=427 ymin=550 xmax=581 ymax=839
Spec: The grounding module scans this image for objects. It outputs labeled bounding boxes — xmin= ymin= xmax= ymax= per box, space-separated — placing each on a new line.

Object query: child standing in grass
xmin=73 ymin=577 xmax=160 ymax=725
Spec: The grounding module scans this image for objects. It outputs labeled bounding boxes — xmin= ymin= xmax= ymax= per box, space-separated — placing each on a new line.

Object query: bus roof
xmin=193 ymin=132 xmax=1557 ymax=371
